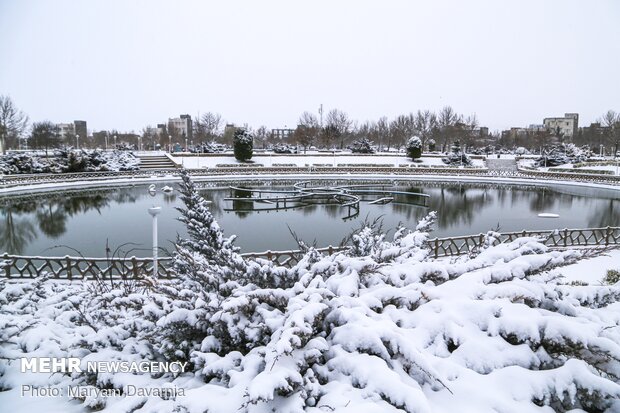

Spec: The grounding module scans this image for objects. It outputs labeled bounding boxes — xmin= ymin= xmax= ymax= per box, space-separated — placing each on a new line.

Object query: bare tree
xmin=325 ymin=109 xmax=352 ymax=149
xmin=254 ymin=125 xmax=269 ymax=149
xmin=462 ymin=113 xmax=479 ymax=150
xmin=0 ymin=95 xmax=29 ymax=153
xmin=437 ymin=106 xmax=463 ymax=152
xmin=599 ymin=110 xmax=620 ymax=156
xmin=376 ymin=116 xmax=389 ymax=152
xmin=200 ymin=112 xmax=223 ymax=142
xmin=389 ymin=114 xmax=415 ymax=150
xmin=296 ymin=111 xmax=319 ymax=153
xmin=30 ymin=121 xmax=61 ymax=156
xmin=141 ymin=125 xmax=157 ymax=150
xmin=599 ymin=110 xmax=619 ymax=128
xmin=413 ymin=110 xmax=438 ymax=150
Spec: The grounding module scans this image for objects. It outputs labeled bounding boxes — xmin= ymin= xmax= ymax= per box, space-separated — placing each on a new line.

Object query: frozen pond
xmin=0 ymin=180 xmax=617 ymax=257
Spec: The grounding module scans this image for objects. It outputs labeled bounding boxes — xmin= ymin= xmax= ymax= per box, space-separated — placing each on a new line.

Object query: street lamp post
xmin=105 ymin=134 xmax=108 ymax=151
xmin=76 ymin=134 xmax=79 ymax=150
xmin=185 ymin=138 xmax=188 ymax=152
xmin=114 ymin=135 xmax=117 ymax=149
xmin=169 ymin=135 xmax=172 ymax=153
xmin=148 ymin=206 xmax=162 ymax=278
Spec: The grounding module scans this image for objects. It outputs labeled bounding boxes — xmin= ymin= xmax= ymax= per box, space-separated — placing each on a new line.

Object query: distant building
xmin=471 ymin=127 xmax=489 ymax=137
xmin=271 ymin=128 xmax=295 ymax=141
xmin=527 ymin=124 xmax=546 ymax=133
xmin=56 ymin=123 xmax=74 ymax=139
xmin=56 ymin=120 xmax=87 ymax=140
xmin=145 ymin=124 xmax=167 ymax=138
xmin=543 ymin=113 xmax=578 ymax=139
xmin=168 ymin=114 xmax=192 ymax=139
xmin=74 ymin=120 xmax=87 ymax=140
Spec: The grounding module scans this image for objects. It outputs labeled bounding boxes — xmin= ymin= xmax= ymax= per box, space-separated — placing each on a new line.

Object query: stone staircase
xmin=485 ymin=157 xmax=518 ymax=172
xmin=136 ymin=154 xmax=178 ymax=170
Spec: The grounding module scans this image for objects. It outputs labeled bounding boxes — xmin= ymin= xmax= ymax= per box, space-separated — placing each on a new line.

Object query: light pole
xmin=114 ymin=135 xmax=117 ymax=149
xmin=169 ymin=135 xmax=172 ymax=153
xmin=185 ymin=138 xmax=188 ymax=152
xmin=600 ymin=144 xmax=604 ymax=157
xmin=76 ymin=134 xmax=79 ymax=150
xmin=105 ymin=134 xmax=108 ymax=151
xmin=148 ymin=206 xmax=161 ymax=278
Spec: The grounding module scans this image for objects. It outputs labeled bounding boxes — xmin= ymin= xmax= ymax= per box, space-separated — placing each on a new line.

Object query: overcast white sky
xmin=0 ymin=0 xmax=619 ymax=134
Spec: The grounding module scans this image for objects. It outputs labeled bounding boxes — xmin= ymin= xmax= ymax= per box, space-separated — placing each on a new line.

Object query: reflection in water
xmin=229 ymin=188 xmax=253 ymax=219
xmin=588 ymin=199 xmax=620 ymax=228
xmin=36 ymin=205 xmax=67 ymax=238
xmin=0 ymin=210 xmax=36 ymax=254
xmin=0 ymin=181 xmax=617 ymax=256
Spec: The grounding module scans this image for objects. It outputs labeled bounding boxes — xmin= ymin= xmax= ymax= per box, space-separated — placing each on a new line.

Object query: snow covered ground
xmin=550 ymin=248 xmax=620 ymax=283
xmin=171 ymin=154 xmax=486 ymax=168
xmin=1 ymin=174 xmax=619 ymax=413
xmin=519 ymin=159 xmax=620 ymax=175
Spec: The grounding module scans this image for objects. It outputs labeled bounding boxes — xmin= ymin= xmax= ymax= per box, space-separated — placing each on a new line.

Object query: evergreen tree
xmin=233 ymin=128 xmax=253 ymax=161
xmin=351 ymin=137 xmax=375 ymax=153
xmin=428 ymin=138 xmax=436 ymax=152
xmin=406 ymin=136 xmax=423 ymax=160
xmin=442 ymin=140 xmax=472 ymax=166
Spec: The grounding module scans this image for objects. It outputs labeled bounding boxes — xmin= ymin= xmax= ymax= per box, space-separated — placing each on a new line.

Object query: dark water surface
xmin=0 ymin=180 xmax=617 ymax=257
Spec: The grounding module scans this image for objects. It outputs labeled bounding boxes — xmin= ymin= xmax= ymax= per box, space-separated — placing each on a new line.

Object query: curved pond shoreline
xmin=1 ymin=171 xmax=619 ymax=197
xmin=1 ymin=173 xmax=618 ymax=258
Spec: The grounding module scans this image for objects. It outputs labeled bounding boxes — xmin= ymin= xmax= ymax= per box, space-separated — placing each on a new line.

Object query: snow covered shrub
xmin=0 ymin=150 xmax=139 ymax=174
xmin=442 ymin=140 xmax=472 ymax=166
xmin=536 ymin=143 xmax=589 ymax=167
xmin=0 ymin=152 xmax=53 ymax=174
xmin=406 ymin=136 xmax=422 ymax=160
xmin=233 ymin=129 xmax=254 ymax=161
xmin=604 ymin=269 xmax=620 ymax=285
xmin=64 ymin=150 xmax=89 ymax=172
xmin=351 ymin=137 xmax=375 ymax=153
xmin=1 ymin=175 xmax=620 ymax=412
xmin=427 ymin=138 xmax=436 ymax=152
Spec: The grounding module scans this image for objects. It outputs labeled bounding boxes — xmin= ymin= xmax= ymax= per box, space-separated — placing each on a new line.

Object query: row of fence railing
xmin=2 ymin=227 xmax=618 ymax=279
xmin=1 ymin=166 xmax=619 ymax=189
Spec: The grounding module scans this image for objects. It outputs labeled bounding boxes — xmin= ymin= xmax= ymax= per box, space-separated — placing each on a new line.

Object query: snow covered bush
xmin=0 ymin=152 xmax=54 ymax=174
xmin=0 ymin=150 xmax=139 ymax=174
xmin=234 ymin=129 xmax=254 ymax=161
xmin=536 ymin=144 xmax=589 ymax=167
xmin=427 ymin=138 xmax=436 ymax=152
xmin=406 ymin=136 xmax=422 ymax=160
xmin=1 ymin=173 xmax=620 ymax=412
xmin=442 ymin=140 xmax=472 ymax=166
xmin=351 ymin=138 xmax=375 ymax=154
xmin=604 ymin=269 xmax=620 ymax=285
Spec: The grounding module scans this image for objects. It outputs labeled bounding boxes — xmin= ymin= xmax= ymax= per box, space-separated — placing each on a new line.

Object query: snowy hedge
xmin=0 ymin=150 xmax=140 ymax=174
xmin=1 ymin=172 xmax=619 ymax=412
xmin=442 ymin=141 xmax=472 ymax=166
xmin=536 ymin=144 xmax=590 ymax=168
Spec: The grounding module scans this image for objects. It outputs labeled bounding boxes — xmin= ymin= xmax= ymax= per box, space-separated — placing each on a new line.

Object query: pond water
xmin=0 ymin=180 xmax=617 ymax=257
